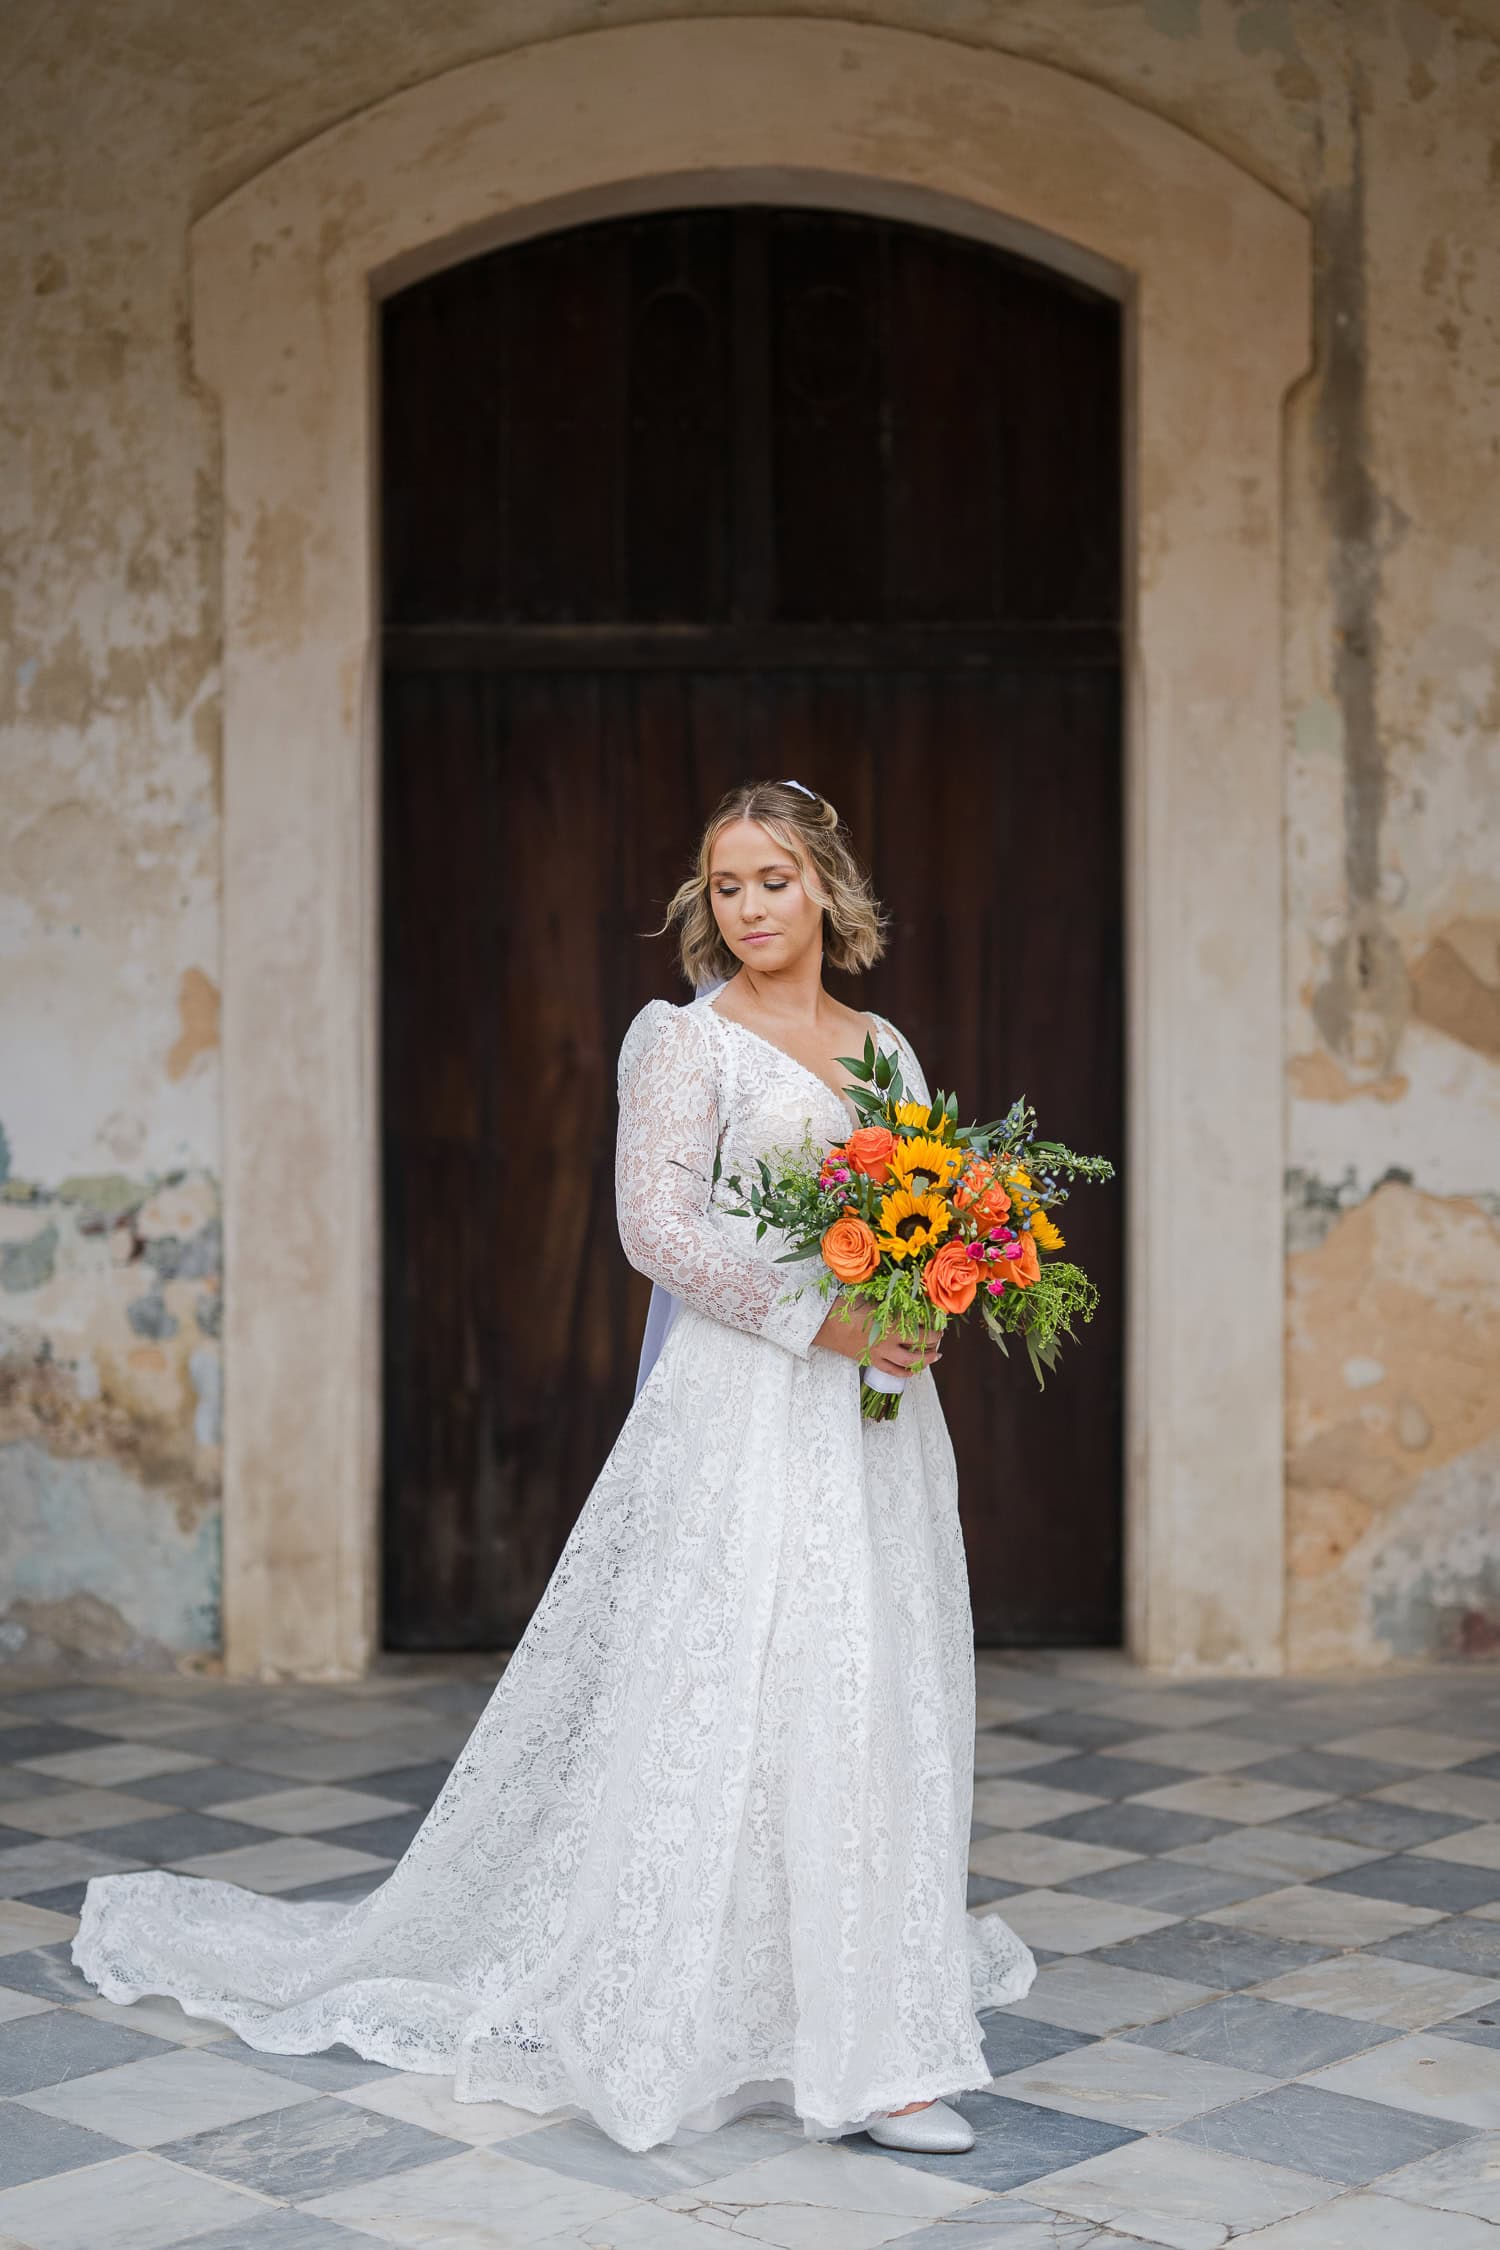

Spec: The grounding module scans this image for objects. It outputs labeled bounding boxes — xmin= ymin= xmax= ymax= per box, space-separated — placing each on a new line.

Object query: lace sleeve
xmin=616 ymin=1002 xmax=828 ymax=1358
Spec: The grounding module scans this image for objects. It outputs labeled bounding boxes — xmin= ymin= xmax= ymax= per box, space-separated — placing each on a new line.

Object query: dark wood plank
xmin=381 ymin=202 xmax=1124 ymax=1650
xmin=384 ymin=623 xmax=1120 ymax=672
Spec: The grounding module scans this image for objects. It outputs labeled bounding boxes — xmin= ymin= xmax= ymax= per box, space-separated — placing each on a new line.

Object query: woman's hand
xmin=814 ymin=1296 xmax=942 ymax=1375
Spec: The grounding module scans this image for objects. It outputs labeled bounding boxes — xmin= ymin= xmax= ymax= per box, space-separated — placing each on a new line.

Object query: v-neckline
xmin=703 ymin=995 xmax=887 ymax=1124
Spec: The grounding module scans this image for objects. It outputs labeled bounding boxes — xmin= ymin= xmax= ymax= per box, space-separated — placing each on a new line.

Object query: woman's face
xmin=707 ymin=817 xmax=823 ymax=975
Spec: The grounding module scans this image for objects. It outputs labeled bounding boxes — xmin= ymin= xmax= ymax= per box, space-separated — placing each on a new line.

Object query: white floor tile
xmin=1202 ymin=1884 xmax=1441 ymax=1949
xmin=970 ymin=1778 xmax=1105 ymax=1829
xmin=1227 ymin=2190 xmax=1499 ymax=2246
xmin=1131 ymin=1778 xmax=1335 ymax=1827
xmin=19 ymin=1743 xmax=210 ymax=1788
xmin=1372 ymin=1774 xmax=1500 ymax=1821
xmin=1167 ymin=1830 xmax=1383 ymax=1886
xmin=1413 ymin=1823 xmax=1500 ymax=1871
xmin=204 ymin=1783 xmax=417 ymax=1833
xmin=968 ymin=1833 xmax=1137 ymax=1887
xmin=74 ymin=1992 xmax=232 ymax=2046
xmin=983 ymin=1889 xmax=1179 ymax=1956
xmin=1324 ymin=1727 xmax=1492 ymax=1771
xmin=1247 ymin=1954 xmax=1500 ymax=2030
xmin=1383 ymin=2131 xmax=1500 ymax=2222
xmin=304 ymin=2144 xmax=643 ymax=2245
xmin=0 ymin=2151 xmax=268 ymax=2250
xmin=0 ymin=1985 xmax=55 ymax=2025
xmin=998 ymin=2036 xmax=1274 ymax=2130
xmin=1307 ymin=2030 xmax=1500 ymax=2128
xmin=168 ymin=1837 xmax=392 ymax=1892
xmin=0 ymin=1787 xmax=174 ymax=1838
xmin=18 ymin=2043 xmax=321 ymax=2144
xmin=1009 ymin=1959 xmax=1221 ymax=2036
xmin=0 ymin=1901 xmax=78 ymax=1954
xmin=1112 ymin=1731 xmax=1280 ymax=1774
xmin=337 ymin=2069 xmax=559 ymax=2145
xmin=661 ymin=2137 xmax=991 ymax=2223
xmin=1025 ymin=2135 xmax=1338 ymax=2250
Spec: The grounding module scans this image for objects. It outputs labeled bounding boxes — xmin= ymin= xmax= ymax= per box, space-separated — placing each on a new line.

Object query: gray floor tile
xmin=203 ymin=2039 xmax=395 ymax=2091
xmin=1024 ymin=1755 xmax=1189 ymax=1802
xmin=1125 ymin=1993 xmax=1395 ymax=2075
xmin=1460 ymin=1751 xmax=1500 ymax=1781
xmin=1281 ymin=1799 xmax=1482 ymax=1853
xmin=967 ymin=1875 xmax=1027 ymax=1907
xmin=0 ymin=1841 xmax=146 ymax=1899
xmin=276 ymin=1871 xmax=389 ymax=1907
xmin=1316 ymin=1855 xmax=1500 ymax=1913
xmin=0 ymin=2010 xmax=168 ymax=2095
xmin=1009 ymin=1712 xmax=1147 ymax=1752
xmin=1244 ymin=1749 xmax=1414 ymax=1796
xmin=1038 ymin=1802 xmax=1237 ymax=1855
xmin=0 ymin=2099 xmax=129 ymax=2190
xmin=346 ymin=1761 xmax=451 ymax=1809
xmin=117 ymin=1763 xmax=291 ymax=1812
xmin=498 ymin=2108 xmax=801 ymax=2196
xmin=1171 ymin=2080 xmax=1474 ymax=2184
xmin=0 ymin=2147 xmax=271 ymax=2248
xmin=848 ymin=2089 xmax=1141 ymax=2193
xmin=72 ymin=1812 xmax=278 ymax=1864
xmin=1427 ymin=1997 xmax=1500 ymax=2049
xmin=179 ymin=2218 xmax=380 ymax=2250
xmin=310 ymin=1810 xmax=426 ymax=1859
xmin=156 ymin=2092 xmax=465 ymax=2199
xmin=1062 ymin=1858 xmax=1270 ymax=1917
xmin=978 ymin=2011 xmax=1097 ymax=2077
xmin=0 ymin=1767 xmax=70 ymax=1804
xmin=1378 ymin=1918 xmax=1500 ymax=1976
xmin=14 ymin=1882 xmax=97 ymax=1916
xmin=1 ymin=1723 xmax=115 ymax=1763
xmin=1094 ymin=1919 xmax=1333 ymax=1991
xmin=0 ymin=1943 xmax=95 ymax=2004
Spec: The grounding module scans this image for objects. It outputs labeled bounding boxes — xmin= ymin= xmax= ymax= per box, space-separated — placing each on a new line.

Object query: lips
xmin=741 ymin=932 xmax=776 ymax=944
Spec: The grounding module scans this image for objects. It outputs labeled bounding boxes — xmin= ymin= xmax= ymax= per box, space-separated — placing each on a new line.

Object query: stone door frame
xmin=192 ymin=19 xmax=1311 ymax=1679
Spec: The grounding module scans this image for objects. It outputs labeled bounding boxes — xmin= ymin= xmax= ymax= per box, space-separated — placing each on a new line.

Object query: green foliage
xmin=718 ymin=1041 xmax=1115 ymax=1387
xmin=981 ymin=1259 xmax=1100 ymax=1389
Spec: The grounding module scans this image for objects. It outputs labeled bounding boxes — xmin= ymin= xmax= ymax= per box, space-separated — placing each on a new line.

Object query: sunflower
xmin=888 ymin=1135 xmax=964 ymax=1195
xmin=1030 ymin=1210 xmax=1065 ymax=1251
xmin=875 ymin=1187 xmax=953 ymax=1261
xmin=894 ymin=1099 xmax=955 ymax=1141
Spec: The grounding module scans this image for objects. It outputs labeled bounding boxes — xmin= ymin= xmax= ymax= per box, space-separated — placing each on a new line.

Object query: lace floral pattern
xmin=72 ymin=993 xmax=1035 ymax=2152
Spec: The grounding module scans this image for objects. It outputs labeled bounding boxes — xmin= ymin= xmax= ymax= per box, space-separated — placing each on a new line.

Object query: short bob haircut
xmin=658 ymin=780 xmax=889 ymax=989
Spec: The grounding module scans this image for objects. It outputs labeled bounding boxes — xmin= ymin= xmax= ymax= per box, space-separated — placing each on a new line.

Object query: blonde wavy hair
xmin=656 ymin=781 xmax=889 ymax=989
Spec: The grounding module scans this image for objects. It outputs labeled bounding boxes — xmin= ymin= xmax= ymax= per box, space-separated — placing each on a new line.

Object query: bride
xmin=72 ymin=777 xmax=1035 ymax=2156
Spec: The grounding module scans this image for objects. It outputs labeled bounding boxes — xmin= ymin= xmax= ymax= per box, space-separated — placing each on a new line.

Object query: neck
xmin=728 ymin=948 xmax=828 ymax=1023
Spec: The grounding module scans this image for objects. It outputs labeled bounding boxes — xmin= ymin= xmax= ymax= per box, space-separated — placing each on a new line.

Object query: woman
xmin=72 ymin=778 xmax=1034 ymax=2156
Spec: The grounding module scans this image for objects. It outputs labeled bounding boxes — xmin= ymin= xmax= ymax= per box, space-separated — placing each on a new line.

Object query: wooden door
xmin=381 ymin=207 xmax=1123 ymax=1649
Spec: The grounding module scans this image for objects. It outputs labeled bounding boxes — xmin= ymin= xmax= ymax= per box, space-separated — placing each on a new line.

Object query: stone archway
xmin=192 ymin=18 xmax=1311 ymax=1679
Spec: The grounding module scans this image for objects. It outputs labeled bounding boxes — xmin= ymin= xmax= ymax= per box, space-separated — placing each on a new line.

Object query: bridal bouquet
xmin=719 ymin=1033 xmax=1115 ymax=1420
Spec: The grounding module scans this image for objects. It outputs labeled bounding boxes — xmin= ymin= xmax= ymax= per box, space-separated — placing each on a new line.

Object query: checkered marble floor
xmin=2 ymin=1653 xmax=1500 ymax=2248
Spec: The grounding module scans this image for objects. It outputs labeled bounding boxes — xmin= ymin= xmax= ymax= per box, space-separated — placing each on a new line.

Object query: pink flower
xmin=1003 ymin=1242 xmax=1023 ymax=1260
xmin=965 ymin=1242 xmax=984 ymax=1259
xmin=986 ymin=1278 xmax=1006 ymax=1295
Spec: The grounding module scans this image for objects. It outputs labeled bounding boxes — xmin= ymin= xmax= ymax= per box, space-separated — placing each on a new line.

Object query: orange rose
xmin=1004 ymin=1232 xmax=1041 ymax=1289
xmin=922 ymin=1239 xmax=979 ymax=1315
xmin=954 ymin=1158 xmax=1011 ymax=1229
xmin=844 ymin=1125 xmax=898 ymax=1182
xmin=822 ymin=1214 xmax=880 ymax=1283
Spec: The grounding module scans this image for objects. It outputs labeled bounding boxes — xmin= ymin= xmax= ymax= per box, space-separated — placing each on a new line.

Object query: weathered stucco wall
xmin=1 ymin=0 xmax=1495 ymax=1669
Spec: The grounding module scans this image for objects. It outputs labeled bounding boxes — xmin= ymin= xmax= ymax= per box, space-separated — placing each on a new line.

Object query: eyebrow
xmin=710 ymin=861 xmax=796 ymax=876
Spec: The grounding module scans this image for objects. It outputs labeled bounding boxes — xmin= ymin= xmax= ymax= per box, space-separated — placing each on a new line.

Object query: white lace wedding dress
xmin=72 ymin=991 xmax=1034 ymax=2152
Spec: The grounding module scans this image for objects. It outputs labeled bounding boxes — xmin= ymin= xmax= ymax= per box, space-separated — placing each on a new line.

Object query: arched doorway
xmin=378 ymin=205 xmax=1124 ymax=1650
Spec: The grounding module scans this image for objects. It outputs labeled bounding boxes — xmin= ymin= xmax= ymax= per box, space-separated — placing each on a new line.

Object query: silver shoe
xmin=865 ymin=2098 xmax=975 ymax=2153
